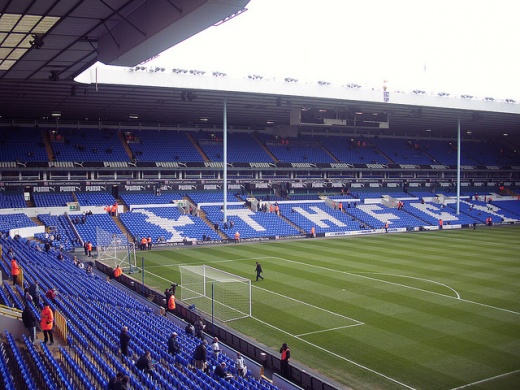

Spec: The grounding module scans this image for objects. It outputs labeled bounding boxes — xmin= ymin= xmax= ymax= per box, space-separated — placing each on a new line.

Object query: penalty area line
xmin=296 ymin=324 xmax=363 ymax=337
xmin=450 ymin=368 xmax=520 ymax=390
xmin=251 ymin=316 xmax=416 ymax=390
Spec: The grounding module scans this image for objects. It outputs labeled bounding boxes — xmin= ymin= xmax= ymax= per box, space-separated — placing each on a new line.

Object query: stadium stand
xmin=50 ymin=128 xmax=128 ymax=162
xmin=0 ymin=234 xmax=280 ymax=390
xmin=125 ymin=130 xmax=205 ymax=162
xmin=75 ymin=192 xmax=117 ymax=207
xmin=33 ymin=193 xmax=75 ymax=207
xmin=121 ymin=192 xmax=184 ymax=207
xmin=0 ymin=194 xmax=26 ymax=209
xmin=0 ymin=127 xmax=48 ymax=162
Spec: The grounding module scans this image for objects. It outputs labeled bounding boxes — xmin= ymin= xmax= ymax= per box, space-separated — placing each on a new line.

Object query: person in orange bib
xmin=113 ymin=265 xmax=123 ymax=280
xmin=167 ymin=294 xmax=176 ymax=313
xmin=11 ymin=258 xmax=20 ymax=286
xmin=234 ymin=231 xmax=240 ymax=244
xmin=40 ymin=303 xmax=54 ymax=345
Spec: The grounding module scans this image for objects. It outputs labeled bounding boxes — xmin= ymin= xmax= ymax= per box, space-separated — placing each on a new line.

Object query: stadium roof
xmin=0 ymin=0 xmax=519 ymax=139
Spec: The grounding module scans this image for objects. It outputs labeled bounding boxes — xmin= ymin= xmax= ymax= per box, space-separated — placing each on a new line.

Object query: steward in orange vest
xmin=168 ymin=295 xmax=176 ymax=313
xmin=113 ymin=265 xmax=123 ymax=279
xmin=11 ymin=258 xmax=20 ymax=286
xmin=40 ymin=303 xmax=54 ymax=344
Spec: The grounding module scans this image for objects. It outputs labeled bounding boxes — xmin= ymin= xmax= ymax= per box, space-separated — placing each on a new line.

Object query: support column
xmin=223 ymin=99 xmax=228 ymax=223
xmin=456 ymin=116 xmax=461 ymax=215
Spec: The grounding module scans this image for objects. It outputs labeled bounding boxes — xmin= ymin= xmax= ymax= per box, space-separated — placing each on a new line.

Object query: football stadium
xmin=1 ymin=1 xmax=519 ymax=390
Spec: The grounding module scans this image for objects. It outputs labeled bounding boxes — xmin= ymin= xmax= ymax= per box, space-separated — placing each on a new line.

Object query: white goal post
xmin=95 ymin=227 xmax=138 ymax=273
xmin=179 ymin=265 xmax=252 ymax=322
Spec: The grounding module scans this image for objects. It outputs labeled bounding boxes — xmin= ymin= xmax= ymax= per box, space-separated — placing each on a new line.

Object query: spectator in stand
xmin=29 ymin=281 xmax=40 ymax=306
xmin=193 ymin=340 xmax=208 ymax=370
xmin=24 ymin=288 xmax=33 ymax=303
xmin=45 ymin=287 xmax=58 ymax=303
xmin=167 ymin=332 xmax=180 ymax=360
xmin=211 ymin=337 xmax=221 ymax=360
xmin=194 ymin=316 xmax=205 ymax=339
xmin=135 ymin=350 xmax=154 ymax=375
xmin=40 ymin=303 xmax=54 ymax=345
xmin=214 ymin=362 xmax=232 ymax=380
xmin=11 ymin=258 xmax=20 ymax=286
xmin=56 ymin=252 xmax=64 ymax=261
xmin=235 ymin=352 xmax=247 ymax=377
xmin=83 ymin=241 xmax=88 ymax=256
xmin=107 ymin=372 xmax=123 ymax=390
xmin=111 ymin=203 xmax=118 ymax=217
xmin=22 ymin=305 xmax=38 ymax=343
xmin=120 ymin=326 xmax=131 ymax=358
xmin=118 ymin=376 xmax=130 ymax=390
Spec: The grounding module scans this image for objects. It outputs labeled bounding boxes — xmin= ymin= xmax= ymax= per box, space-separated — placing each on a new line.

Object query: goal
xmin=95 ymin=227 xmax=138 ymax=273
xmin=179 ymin=265 xmax=251 ymax=322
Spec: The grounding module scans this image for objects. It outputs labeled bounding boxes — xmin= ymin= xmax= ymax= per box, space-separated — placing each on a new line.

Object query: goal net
xmin=179 ymin=265 xmax=251 ymax=322
xmin=95 ymin=227 xmax=138 ymax=273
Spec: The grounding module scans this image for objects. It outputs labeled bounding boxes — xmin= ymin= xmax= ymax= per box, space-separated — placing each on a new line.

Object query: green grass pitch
xmin=135 ymin=225 xmax=520 ymax=390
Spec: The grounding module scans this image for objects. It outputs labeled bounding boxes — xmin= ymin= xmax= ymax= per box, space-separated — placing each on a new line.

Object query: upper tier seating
xmin=121 ymin=192 xmax=184 ymax=207
xmin=320 ymin=136 xmax=388 ymax=164
xmin=257 ymin=134 xmax=334 ymax=163
xmin=193 ymin=131 xmax=272 ymax=162
xmin=75 ymin=192 xmax=117 ymax=206
xmin=126 ymin=130 xmax=204 ymax=162
xmin=0 ymin=127 xmax=48 ymax=162
xmin=51 ymin=128 xmax=128 ymax=161
xmin=369 ymin=138 xmax=436 ymax=165
xmin=187 ymin=192 xmax=242 ymax=205
xmin=33 ymin=193 xmax=75 ymax=207
xmin=0 ymin=193 xmax=26 ymax=209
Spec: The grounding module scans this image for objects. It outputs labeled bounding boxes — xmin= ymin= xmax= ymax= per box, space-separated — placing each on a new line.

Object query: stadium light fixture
xmin=29 ymin=33 xmax=44 ymax=49
xmin=318 ymin=81 xmax=330 ymax=86
xmin=505 ymin=99 xmax=515 ymax=103
xmin=284 ymin=77 xmax=298 ymax=83
xmin=51 ymin=111 xmax=61 ymax=117
xmin=129 ymin=114 xmax=138 ymax=119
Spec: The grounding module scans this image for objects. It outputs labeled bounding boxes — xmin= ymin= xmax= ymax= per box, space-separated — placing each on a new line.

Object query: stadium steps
xmin=112 ymin=216 xmax=132 ymax=241
xmin=42 ymin=128 xmax=55 ymax=161
xmin=26 ymin=199 xmax=36 ymax=207
xmin=252 ymin=133 xmax=278 ymax=162
xmin=321 ymin=145 xmax=340 ymax=163
xmin=197 ymin=208 xmax=228 ymax=239
xmin=30 ymin=217 xmax=44 ymax=226
xmin=279 ymin=213 xmax=306 ymax=234
xmin=118 ymin=130 xmax=135 ymax=160
xmin=186 ymin=132 xmax=210 ymax=162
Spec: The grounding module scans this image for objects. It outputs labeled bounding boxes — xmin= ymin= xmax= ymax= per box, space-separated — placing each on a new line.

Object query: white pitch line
xmin=254 ymin=284 xmax=363 ymax=325
xmin=268 ymin=256 xmax=520 ymax=316
xmin=357 ymin=272 xmax=461 ymax=299
xmin=296 ymin=324 xmax=363 ymax=337
xmin=449 ymin=368 xmax=520 ymax=390
xmin=251 ymin=316 xmax=416 ymax=390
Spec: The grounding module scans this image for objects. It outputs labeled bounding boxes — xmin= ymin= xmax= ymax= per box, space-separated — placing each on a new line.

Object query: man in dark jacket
xmin=28 ymin=281 xmax=40 ymax=306
xmin=193 ymin=339 xmax=207 ymax=370
xmin=167 ymin=332 xmax=180 ymax=359
xmin=135 ymin=350 xmax=153 ymax=375
xmin=194 ymin=316 xmax=205 ymax=339
xmin=107 ymin=372 xmax=123 ymax=390
xmin=120 ymin=326 xmax=131 ymax=358
xmin=22 ymin=305 xmax=37 ymax=342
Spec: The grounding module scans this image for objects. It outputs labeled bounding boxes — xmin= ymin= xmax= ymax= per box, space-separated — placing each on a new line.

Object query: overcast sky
xmin=149 ymin=0 xmax=520 ymax=100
